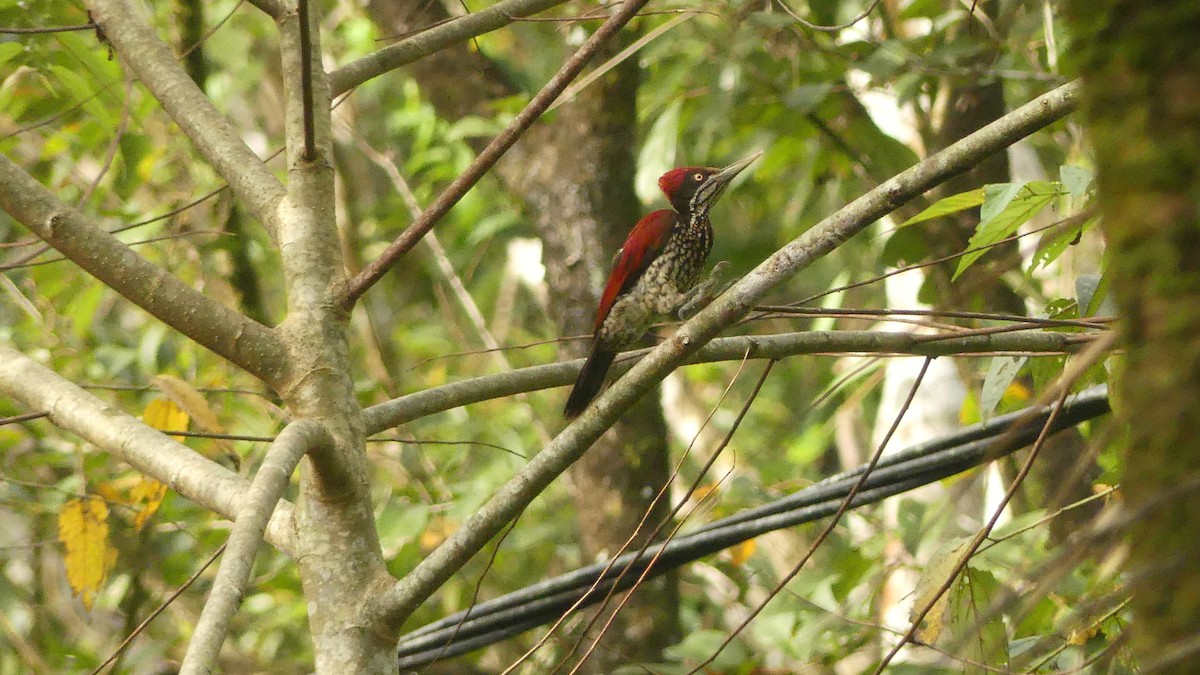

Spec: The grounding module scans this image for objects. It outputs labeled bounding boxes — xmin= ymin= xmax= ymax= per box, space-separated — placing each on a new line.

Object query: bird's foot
xmin=678 ymin=261 xmax=731 ymax=320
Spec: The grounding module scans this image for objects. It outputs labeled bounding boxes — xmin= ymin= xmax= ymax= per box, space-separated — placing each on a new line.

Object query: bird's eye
xmin=693 ymin=172 xmax=704 ymax=182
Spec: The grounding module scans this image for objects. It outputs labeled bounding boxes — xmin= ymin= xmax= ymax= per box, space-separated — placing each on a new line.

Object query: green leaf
xmin=900 ymin=188 xmax=985 ymax=227
xmin=953 ymin=181 xmax=1064 ymax=280
xmin=881 ymin=225 xmax=930 ymax=267
xmin=1059 ymin=165 xmax=1094 ymax=198
xmin=979 ymin=183 xmax=1025 ymax=224
xmin=981 ymin=355 xmax=1027 ymax=420
xmin=1078 ymin=270 xmax=1116 ymax=317
xmin=952 ymin=568 xmax=1008 ymax=666
xmin=0 ymin=42 xmax=23 ymax=69
xmin=1031 ymin=213 xmax=1097 ymax=270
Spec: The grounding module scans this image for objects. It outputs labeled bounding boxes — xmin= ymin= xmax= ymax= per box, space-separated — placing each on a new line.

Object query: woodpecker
xmin=563 ymin=152 xmax=762 ymax=419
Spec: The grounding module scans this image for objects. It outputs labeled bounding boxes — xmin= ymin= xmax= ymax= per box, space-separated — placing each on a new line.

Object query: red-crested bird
xmin=563 ymin=152 xmax=762 ymax=418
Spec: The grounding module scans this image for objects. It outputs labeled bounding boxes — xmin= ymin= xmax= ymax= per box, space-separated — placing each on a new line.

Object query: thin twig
xmin=774 ymin=0 xmax=883 ymax=32
xmin=686 ymin=357 xmax=932 ymax=673
xmin=342 ymin=0 xmax=652 ymax=308
xmin=0 ymin=23 xmax=97 ymax=34
xmin=90 ymin=544 xmax=227 ymax=675
xmin=574 ymin=360 xmax=777 ymax=674
xmin=297 ymin=0 xmax=317 ymax=161
xmin=872 ymin=333 xmax=1116 ymax=673
xmin=0 ymin=411 xmax=50 ymax=426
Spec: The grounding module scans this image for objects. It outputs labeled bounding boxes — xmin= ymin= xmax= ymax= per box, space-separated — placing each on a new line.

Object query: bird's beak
xmin=711 ymin=150 xmax=763 ymax=187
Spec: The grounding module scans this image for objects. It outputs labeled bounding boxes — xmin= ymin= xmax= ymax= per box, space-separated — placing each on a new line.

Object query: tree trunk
xmin=1068 ymin=2 xmax=1200 ymax=670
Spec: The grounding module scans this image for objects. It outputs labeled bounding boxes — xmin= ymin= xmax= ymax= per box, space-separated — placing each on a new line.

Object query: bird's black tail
xmin=563 ymin=346 xmax=617 ymax=419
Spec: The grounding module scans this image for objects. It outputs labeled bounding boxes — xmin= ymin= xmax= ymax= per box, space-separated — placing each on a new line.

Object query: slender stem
xmin=327 ymin=0 xmax=570 ymax=96
xmin=362 ymin=328 xmax=1097 ymax=432
xmin=297 ymin=0 xmax=317 ymax=161
xmin=0 ymin=154 xmax=288 ymax=385
xmin=341 ymin=0 xmax=652 ymax=308
xmin=180 ymin=420 xmax=329 ymax=675
xmin=0 ymin=345 xmax=297 ymax=555
xmin=84 ymin=0 xmax=287 ymax=239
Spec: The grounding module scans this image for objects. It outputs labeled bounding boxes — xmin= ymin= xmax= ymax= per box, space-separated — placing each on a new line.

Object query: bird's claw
xmin=678 ymin=261 xmax=731 ymax=320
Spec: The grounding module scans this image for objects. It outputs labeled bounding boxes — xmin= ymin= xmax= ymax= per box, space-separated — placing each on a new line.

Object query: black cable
xmin=396 ymin=386 xmax=1110 ymax=668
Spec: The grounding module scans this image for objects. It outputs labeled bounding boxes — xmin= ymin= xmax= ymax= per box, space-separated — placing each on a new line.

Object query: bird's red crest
xmin=658 ymin=167 xmax=704 ymax=200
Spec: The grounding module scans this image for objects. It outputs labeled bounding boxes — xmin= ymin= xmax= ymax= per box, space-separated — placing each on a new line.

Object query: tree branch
xmin=362 ymin=328 xmax=1095 ymax=433
xmin=327 ymin=0 xmax=569 ymax=97
xmin=0 ymin=345 xmax=297 ymax=556
xmin=84 ymin=0 xmax=287 ymax=239
xmin=363 ymin=80 xmax=1083 ymax=629
xmin=0 ymin=154 xmax=289 ymax=386
xmin=248 ymin=0 xmax=291 ymax=20
xmin=342 ymin=0 xmax=652 ymax=307
xmin=180 ymin=419 xmax=328 ymax=675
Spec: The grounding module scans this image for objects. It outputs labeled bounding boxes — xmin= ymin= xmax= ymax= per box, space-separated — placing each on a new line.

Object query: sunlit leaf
xmin=57 ymin=495 xmax=117 ymax=610
xmin=152 ymin=375 xmax=222 ymax=433
xmin=142 ymin=397 xmax=189 ymax=441
xmin=728 ymin=539 xmax=756 ymax=567
xmin=636 ymin=99 xmax=681 ymax=202
xmin=899 ymin=188 xmax=985 ymax=228
xmin=130 ymin=477 xmax=168 ymax=532
xmin=954 ymin=181 xmax=1064 ymax=280
xmin=981 ymin=356 xmax=1027 ymax=420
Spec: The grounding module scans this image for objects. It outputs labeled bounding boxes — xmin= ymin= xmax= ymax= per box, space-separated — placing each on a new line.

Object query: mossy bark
xmin=1067 ymin=2 xmax=1200 ymax=669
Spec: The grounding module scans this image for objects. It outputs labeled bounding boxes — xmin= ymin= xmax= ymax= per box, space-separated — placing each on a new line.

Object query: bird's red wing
xmin=594 ymin=209 xmax=678 ymax=332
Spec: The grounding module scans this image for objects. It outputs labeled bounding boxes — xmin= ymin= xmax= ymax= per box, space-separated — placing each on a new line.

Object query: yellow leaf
xmin=728 ymin=539 xmax=756 ymax=567
xmin=130 ymin=477 xmax=168 ymax=532
xmin=58 ymin=496 xmax=118 ymax=610
xmin=142 ymin=398 xmax=189 ymax=440
xmin=1068 ymin=625 xmax=1098 ymax=645
xmin=152 ymin=375 xmax=224 ymax=433
xmin=150 ymin=378 xmax=240 ymax=469
xmin=419 ymin=517 xmax=457 ymax=552
xmin=693 ymin=482 xmax=720 ymax=503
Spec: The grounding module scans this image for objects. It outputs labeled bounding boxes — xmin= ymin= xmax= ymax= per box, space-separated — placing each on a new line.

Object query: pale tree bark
xmin=1067 ymin=3 xmax=1200 ymax=670
xmin=271 ymin=4 xmax=394 ymax=671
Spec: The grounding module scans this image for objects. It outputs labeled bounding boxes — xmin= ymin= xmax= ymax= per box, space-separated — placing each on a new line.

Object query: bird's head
xmin=657 ymin=151 xmax=762 ymax=219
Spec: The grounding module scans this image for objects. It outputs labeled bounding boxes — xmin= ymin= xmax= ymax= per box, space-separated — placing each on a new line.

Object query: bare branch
xmin=296 ymin=0 xmax=317 ymax=161
xmin=181 ymin=419 xmax=329 ymax=675
xmin=363 ymin=328 xmax=1095 ymax=433
xmin=328 ymin=0 xmax=570 ymax=96
xmin=0 ymin=345 xmax=297 ymax=556
xmin=0 ymin=154 xmax=289 ymax=385
xmin=0 ymin=23 xmax=96 ymax=34
xmin=343 ymin=0 xmax=651 ymax=307
xmin=362 ymin=81 xmax=1083 ymax=630
xmin=84 ymin=0 xmax=287 ymax=238
xmin=248 ymin=0 xmax=291 ymax=19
